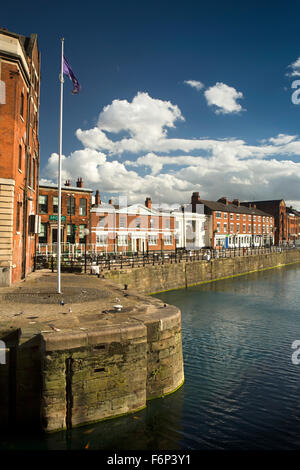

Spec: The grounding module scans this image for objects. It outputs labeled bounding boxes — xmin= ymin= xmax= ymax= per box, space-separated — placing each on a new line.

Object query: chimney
xmin=65 ymin=180 xmax=71 ymax=187
xmin=232 ymin=199 xmax=240 ymax=207
xmin=191 ymin=192 xmax=201 ymax=205
xmin=145 ymin=197 xmax=152 ymax=209
xmin=76 ymin=177 xmax=83 ymax=188
xmin=248 ymin=203 xmax=252 ymax=208
xmin=218 ymin=197 xmax=228 ymax=205
xmin=108 ymin=199 xmax=113 ymax=205
xmin=95 ymin=190 xmax=101 ymax=206
xmin=253 ymin=204 xmax=256 ymax=209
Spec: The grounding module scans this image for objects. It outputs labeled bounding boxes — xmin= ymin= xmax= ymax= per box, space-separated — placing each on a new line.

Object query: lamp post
xmin=83 ymin=228 xmax=89 ymax=273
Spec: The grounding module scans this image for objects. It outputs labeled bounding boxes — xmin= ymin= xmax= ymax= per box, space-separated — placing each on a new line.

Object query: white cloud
xmin=204 ymin=82 xmax=245 ymax=114
xmin=184 ymin=80 xmax=204 ymax=91
xmin=42 ymin=92 xmax=300 ymax=206
xmin=268 ymin=134 xmax=297 ymax=145
xmin=286 ymin=57 xmax=300 ymax=77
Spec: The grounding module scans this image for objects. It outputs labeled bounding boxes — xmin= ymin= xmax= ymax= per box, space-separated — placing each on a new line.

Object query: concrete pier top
xmin=0 ymin=271 xmax=176 ymax=342
xmin=0 ymin=271 xmax=184 ymax=432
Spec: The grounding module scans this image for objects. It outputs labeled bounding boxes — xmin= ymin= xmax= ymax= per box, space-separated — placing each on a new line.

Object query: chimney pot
xmin=95 ymin=190 xmax=101 ymax=206
xmin=76 ymin=177 xmax=83 ymax=188
xmin=145 ymin=197 xmax=152 ymax=209
xmin=65 ymin=180 xmax=71 ymax=187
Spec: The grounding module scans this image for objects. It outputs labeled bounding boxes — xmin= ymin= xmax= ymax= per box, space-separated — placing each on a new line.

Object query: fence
xmin=34 ymin=245 xmax=298 ymax=274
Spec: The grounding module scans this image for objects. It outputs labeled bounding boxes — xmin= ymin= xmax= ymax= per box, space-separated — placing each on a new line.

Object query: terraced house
xmin=38 ymin=179 xmax=93 ymax=253
xmin=191 ymin=193 xmax=274 ymax=249
xmin=0 ymin=28 xmax=40 ymax=286
xmin=90 ymin=194 xmax=176 ymax=253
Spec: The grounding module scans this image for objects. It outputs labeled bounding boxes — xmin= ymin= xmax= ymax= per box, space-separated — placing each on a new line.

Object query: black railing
xmin=34 ymin=245 xmax=298 ymax=272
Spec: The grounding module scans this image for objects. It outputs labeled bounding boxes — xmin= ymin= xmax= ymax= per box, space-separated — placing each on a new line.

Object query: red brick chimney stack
xmin=218 ymin=197 xmax=228 ymax=205
xmin=76 ymin=177 xmax=83 ymax=188
xmin=232 ymin=199 xmax=240 ymax=206
xmin=95 ymin=190 xmax=101 ymax=206
xmin=65 ymin=180 xmax=71 ymax=187
xmin=145 ymin=197 xmax=152 ymax=209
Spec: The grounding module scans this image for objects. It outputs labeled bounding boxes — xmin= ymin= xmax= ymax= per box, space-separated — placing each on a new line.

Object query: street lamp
xmin=83 ymin=228 xmax=89 ymax=273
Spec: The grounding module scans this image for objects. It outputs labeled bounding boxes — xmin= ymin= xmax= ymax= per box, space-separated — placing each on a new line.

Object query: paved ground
xmin=0 ymin=270 xmax=163 ymax=339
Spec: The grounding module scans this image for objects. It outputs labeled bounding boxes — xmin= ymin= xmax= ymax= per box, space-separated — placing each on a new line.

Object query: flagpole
xmin=57 ymin=38 xmax=64 ymax=294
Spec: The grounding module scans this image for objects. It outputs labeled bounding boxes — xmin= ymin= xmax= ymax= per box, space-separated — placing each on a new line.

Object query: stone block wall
xmin=104 ymin=250 xmax=300 ymax=294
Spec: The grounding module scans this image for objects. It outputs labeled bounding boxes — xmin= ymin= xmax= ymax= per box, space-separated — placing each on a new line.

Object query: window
xmin=67 ymin=224 xmax=75 ymax=243
xmin=237 ymin=223 xmax=240 ymax=232
xmin=263 ymin=225 xmax=265 ymax=233
xmin=243 ymin=214 xmax=246 ymax=220
xmin=79 ymin=224 xmax=86 ymax=243
xmin=53 ymin=196 xmax=58 ymax=214
xmin=150 ymin=218 xmax=155 ymax=228
xmin=164 ymin=234 xmax=173 ymax=245
xmin=79 ymin=198 xmax=87 ymax=216
xmin=20 ymin=92 xmax=24 ymax=117
xmin=118 ymin=235 xmax=128 ymax=246
xmin=230 ymin=213 xmax=234 ymax=220
xmin=18 ymin=145 xmax=22 ymax=170
xmin=67 ymin=196 xmax=75 ymax=215
xmin=224 ymin=223 xmax=227 ymax=232
xmin=32 ymin=159 xmax=36 ymax=190
xmin=28 ymin=157 xmax=32 ymax=188
xmin=98 ymin=216 xmax=106 ymax=227
xmin=258 ymin=216 xmax=261 ymax=222
xmin=236 ymin=214 xmax=240 ymax=220
xmin=216 ymin=211 xmax=222 ymax=218
xmin=267 ymin=217 xmax=269 ymax=222
xmin=16 ymin=202 xmax=21 ymax=232
xmin=39 ymin=195 xmax=48 ymax=214
xmin=96 ymin=234 xmax=108 ymax=246
xmin=164 ymin=218 xmax=170 ymax=229
xmin=263 ymin=217 xmax=265 ymax=222
xmin=39 ymin=223 xmax=47 ymax=244
xmin=224 ymin=213 xmax=227 ymax=219
xmin=248 ymin=225 xmax=251 ymax=233
xmin=258 ymin=224 xmax=261 ymax=233
xmin=243 ymin=224 xmax=246 ymax=233
xmin=119 ymin=216 xmax=126 ymax=228
xmin=217 ymin=222 xmax=221 ymax=232
xmin=136 ymin=217 xmax=141 ymax=228
xmin=253 ymin=216 xmax=256 ymax=221
xmin=230 ymin=223 xmax=234 ymax=233
xmin=148 ymin=235 xmax=158 ymax=245
xmin=253 ymin=225 xmax=256 ymax=233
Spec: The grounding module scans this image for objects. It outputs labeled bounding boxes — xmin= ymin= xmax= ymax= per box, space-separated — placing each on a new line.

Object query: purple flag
xmin=63 ymin=55 xmax=81 ymax=94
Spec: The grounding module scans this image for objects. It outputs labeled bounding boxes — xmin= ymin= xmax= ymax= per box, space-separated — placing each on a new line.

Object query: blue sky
xmin=4 ymin=0 xmax=300 ymax=206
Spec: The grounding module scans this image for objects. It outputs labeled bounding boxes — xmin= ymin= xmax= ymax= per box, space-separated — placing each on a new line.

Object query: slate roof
xmin=198 ymin=199 xmax=273 ymax=218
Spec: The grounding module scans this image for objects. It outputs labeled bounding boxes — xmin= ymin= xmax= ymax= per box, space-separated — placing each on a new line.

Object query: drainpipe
xmin=22 ymin=62 xmax=33 ymax=279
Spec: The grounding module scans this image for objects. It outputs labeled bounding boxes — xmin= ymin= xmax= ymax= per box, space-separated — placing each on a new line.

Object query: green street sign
xmin=49 ymin=215 xmax=66 ymax=222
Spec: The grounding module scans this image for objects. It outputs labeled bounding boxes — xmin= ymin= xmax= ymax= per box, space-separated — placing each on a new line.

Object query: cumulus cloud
xmin=204 ymin=82 xmax=245 ymax=114
xmin=184 ymin=80 xmax=204 ymax=91
xmin=41 ymin=92 xmax=300 ymax=208
xmin=286 ymin=57 xmax=300 ymax=77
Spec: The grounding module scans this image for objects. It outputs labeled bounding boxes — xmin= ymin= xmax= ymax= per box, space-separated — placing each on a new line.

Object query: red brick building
xmin=191 ymin=193 xmax=274 ymax=248
xmin=286 ymin=206 xmax=300 ymax=243
xmin=38 ymin=179 xmax=93 ymax=252
xmin=241 ymin=200 xmax=287 ymax=245
xmin=90 ymin=194 xmax=176 ymax=253
xmin=0 ymin=28 xmax=40 ymax=285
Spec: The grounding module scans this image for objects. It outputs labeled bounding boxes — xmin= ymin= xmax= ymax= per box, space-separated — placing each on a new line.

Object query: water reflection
xmin=2 ymin=264 xmax=300 ymax=449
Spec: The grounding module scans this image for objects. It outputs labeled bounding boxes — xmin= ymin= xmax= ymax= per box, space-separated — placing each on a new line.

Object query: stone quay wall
xmin=103 ymin=249 xmax=300 ymax=294
xmin=0 ymin=303 xmax=184 ymax=433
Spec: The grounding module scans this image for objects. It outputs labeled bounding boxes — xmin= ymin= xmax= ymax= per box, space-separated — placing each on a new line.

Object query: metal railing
xmin=34 ymin=244 xmax=298 ymax=273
